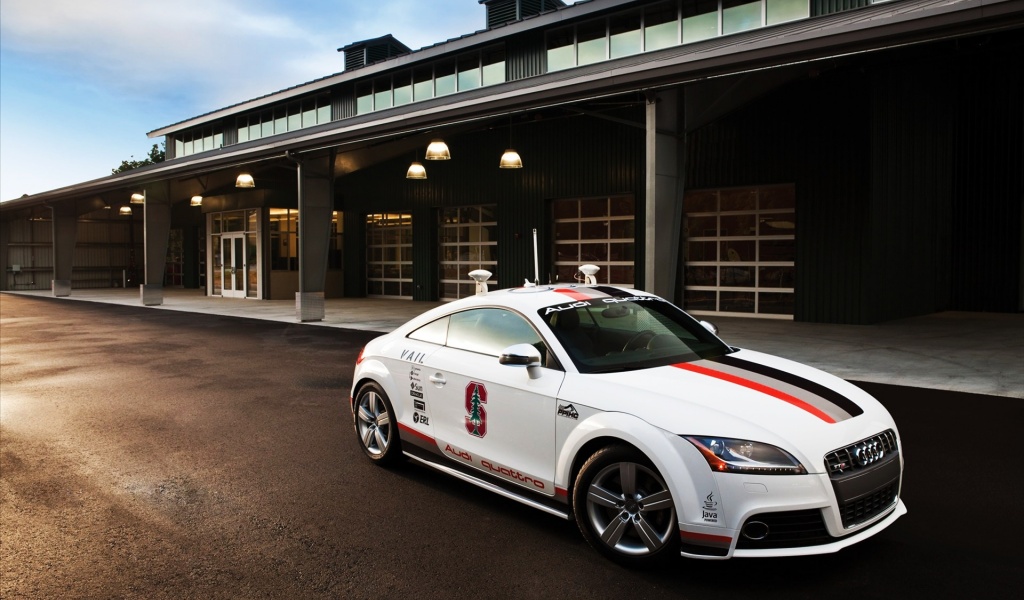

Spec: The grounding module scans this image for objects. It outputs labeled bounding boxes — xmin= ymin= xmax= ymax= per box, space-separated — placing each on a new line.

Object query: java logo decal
xmin=465 ymin=381 xmax=488 ymax=438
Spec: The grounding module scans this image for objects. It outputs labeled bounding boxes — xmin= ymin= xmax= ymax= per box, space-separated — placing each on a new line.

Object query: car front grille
xmin=825 ymin=430 xmax=898 ymax=476
xmin=839 ymin=480 xmax=899 ymax=528
xmin=825 ymin=429 xmax=902 ymax=528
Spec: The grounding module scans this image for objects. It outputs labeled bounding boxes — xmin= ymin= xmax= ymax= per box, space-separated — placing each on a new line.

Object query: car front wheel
xmin=573 ymin=445 xmax=678 ymax=565
xmin=353 ymin=382 xmax=402 ymax=465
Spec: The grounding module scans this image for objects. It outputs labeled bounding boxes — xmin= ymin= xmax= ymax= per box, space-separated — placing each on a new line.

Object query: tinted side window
xmin=408 ymin=315 xmax=449 ymax=345
xmin=447 ymin=308 xmax=541 ymax=356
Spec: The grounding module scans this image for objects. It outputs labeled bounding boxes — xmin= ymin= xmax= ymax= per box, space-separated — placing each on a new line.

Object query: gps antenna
xmin=468 ymin=269 xmax=492 ymax=295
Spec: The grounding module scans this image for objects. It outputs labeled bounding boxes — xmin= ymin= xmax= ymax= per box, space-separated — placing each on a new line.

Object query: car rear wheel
xmin=573 ymin=445 xmax=678 ymax=565
xmin=353 ymin=383 xmax=402 ymax=465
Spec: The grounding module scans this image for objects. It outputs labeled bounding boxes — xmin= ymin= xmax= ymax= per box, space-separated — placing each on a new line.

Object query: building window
xmin=683 ymin=185 xmax=795 ymax=319
xmin=356 ymin=46 xmax=505 ymax=114
xmin=439 ymin=205 xmax=498 ymax=300
xmin=237 ymin=95 xmax=331 ymax=142
xmin=553 ymin=196 xmax=635 ymax=286
xmin=269 ymin=209 xmax=298 ymax=271
xmin=366 ymin=213 xmax=413 ymax=298
xmin=546 ymin=1 xmax=812 ymax=73
xmin=173 ymin=125 xmax=223 ymax=158
xmin=683 ymin=0 xmax=719 ymax=43
xmin=644 ymin=1 xmax=680 ymax=51
xmin=267 ymin=209 xmax=343 ymax=272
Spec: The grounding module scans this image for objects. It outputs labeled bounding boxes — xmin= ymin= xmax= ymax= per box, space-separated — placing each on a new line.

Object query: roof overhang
xmin=5 ymin=0 xmax=1021 ymax=213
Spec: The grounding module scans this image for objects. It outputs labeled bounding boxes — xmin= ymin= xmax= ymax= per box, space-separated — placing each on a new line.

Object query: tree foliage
xmin=112 ymin=143 xmax=165 ymax=174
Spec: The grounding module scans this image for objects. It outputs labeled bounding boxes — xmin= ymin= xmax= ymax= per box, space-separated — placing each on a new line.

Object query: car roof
xmin=435 ymin=284 xmax=657 ymax=314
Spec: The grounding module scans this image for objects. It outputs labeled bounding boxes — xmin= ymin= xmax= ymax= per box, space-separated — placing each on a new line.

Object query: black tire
xmin=353 ymin=382 xmax=403 ymax=465
xmin=572 ymin=445 xmax=679 ymax=566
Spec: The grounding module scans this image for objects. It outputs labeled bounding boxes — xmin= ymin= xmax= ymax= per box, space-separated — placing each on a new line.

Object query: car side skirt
xmin=399 ymin=426 xmax=571 ymax=520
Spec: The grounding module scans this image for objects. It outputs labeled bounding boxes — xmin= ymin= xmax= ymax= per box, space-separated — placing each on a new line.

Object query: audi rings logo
xmin=853 ymin=441 xmax=884 ymax=467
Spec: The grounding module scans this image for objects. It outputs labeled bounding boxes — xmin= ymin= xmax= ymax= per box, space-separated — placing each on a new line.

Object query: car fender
xmin=351 ymin=358 xmax=404 ymax=415
xmin=555 ymin=410 xmax=722 ymax=530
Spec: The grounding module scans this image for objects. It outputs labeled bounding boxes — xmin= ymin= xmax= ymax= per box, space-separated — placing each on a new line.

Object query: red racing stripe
xmin=398 ymin=422 xmax=435 ymax=444
xmin=673 ymin=362 xmax=836 ymax=423
xmin=679 ymin=530 xmax=732 ymax=545
xmin=553 ymin=288 xmax=593 ymax=302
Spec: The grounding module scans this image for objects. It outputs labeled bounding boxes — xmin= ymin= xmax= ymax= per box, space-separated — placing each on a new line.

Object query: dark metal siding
xmin=339 ymin=107 xmax=645 ymax=299
xmin=506 ymin=31 xmax=546 ymax=82
xmin=949 ymin=40 xmax=1024 ymax=312
xmin=685 ymin=32 xmax=1023 ymax=323
xmin=333 ymin=86 xmax=355 ymax=120
xmin=811 ymin=0 xmax=869 ymax=17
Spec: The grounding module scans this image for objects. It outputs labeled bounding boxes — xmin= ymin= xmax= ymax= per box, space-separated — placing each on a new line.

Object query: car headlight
xmin=685 ymin=436 xmax=806 ymax=475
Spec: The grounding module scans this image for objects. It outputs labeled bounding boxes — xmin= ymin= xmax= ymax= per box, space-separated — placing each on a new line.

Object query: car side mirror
xmin=700 ymin=320 xmax=719 ymax=335
xmin=499 ymin=344 xmax=543 ymax=379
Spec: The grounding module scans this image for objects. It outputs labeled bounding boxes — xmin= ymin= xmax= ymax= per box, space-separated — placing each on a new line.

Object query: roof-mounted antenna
xmin=469 ymin=269 xmax=492 ymax=295
xmin=578 ymin=264 xmax=599 ymax=285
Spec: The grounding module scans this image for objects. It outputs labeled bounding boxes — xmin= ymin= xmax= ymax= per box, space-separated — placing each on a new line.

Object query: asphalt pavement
xmin=1 ymin=294 xmax=1021 ymax=599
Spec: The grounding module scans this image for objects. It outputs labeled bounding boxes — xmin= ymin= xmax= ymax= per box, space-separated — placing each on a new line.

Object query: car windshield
xmin=538 ymin=295 xmax=732 ymax=373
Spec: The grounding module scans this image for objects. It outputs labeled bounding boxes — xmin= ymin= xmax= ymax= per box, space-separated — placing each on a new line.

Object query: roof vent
xmin=480 ymin=0 xmax=566 ymax=29
xmin=338 ymin=35 xmax=412 ymax=71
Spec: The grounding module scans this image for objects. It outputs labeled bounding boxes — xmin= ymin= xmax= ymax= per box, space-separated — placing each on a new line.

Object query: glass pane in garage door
xmin=553 ymin=196 xmax=635 ymax=286
xmin=439 ymin=205 xmax=497 ymax=300
xmin=683 ymin=184 xmax=795 ymax=319
xmin=366 ymin=213 xmax=412 ymax=299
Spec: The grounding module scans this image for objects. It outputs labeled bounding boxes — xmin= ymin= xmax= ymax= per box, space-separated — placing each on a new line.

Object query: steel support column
xmin=141 ymin=182 xmax=171 ymax=306
xmin=50 ymin=202 xmax=78 ymax=297
xmin=644 ymin=89 xmax=685 ymax=302
xmin=293 ymin=152 xmax=334 ymax=321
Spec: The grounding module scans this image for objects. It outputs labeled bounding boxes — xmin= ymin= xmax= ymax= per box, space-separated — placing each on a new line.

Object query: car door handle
xmin=428 ymin=373 xmax=446 ymax=386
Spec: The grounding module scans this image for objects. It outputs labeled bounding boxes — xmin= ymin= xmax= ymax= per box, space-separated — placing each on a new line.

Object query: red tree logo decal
xmin=465 ymin=382 xmax=487 ymax=438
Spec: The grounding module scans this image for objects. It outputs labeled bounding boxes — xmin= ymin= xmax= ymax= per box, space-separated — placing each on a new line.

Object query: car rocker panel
xmin=351 ymin=279 xmax=906 ymax=564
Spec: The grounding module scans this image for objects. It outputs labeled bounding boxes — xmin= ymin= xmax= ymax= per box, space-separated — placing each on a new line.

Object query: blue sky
xmin=0 ymin=0 xmax=491 ymax=201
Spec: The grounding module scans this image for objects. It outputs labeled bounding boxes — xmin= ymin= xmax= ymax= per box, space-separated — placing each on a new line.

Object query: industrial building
xmin=2 ymin=0 xmax=1021 ymax=323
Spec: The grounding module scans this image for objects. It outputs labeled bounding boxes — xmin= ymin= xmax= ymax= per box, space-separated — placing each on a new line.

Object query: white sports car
xmin=350 ymin=279 xmax=906 ymax=564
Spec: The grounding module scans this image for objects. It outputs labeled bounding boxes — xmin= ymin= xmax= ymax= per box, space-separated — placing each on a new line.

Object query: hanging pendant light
xmin=190 ymin=195 xmax=203 ymax=206
xmin=235 ymin=173 xmax=255 ymax=188
xmin=406 ymin=161 xmax=427 ymax=179
xmin=425 ymin=139 xmax=451 ymax=160
xmin=499 ymin=114 xmax=523 ymax=169
xmin=130 ymin=192 xmax=146 ymax=204
xmin=118 ymin=206 xmax=133 ymax=216
xmin=499 ymin=149 xmax=523 ymax=169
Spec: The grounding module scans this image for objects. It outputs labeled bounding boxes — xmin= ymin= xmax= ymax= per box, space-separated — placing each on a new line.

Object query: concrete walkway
xmin=3 ymin=288 xmax=1021 ymax=399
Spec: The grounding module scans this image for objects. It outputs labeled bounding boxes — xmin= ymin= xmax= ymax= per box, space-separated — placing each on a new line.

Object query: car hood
xmin=559 ymin=348 xmax=898 ymax=472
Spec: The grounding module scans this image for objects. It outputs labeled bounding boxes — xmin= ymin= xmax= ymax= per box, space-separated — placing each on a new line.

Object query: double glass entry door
xmin=216 ymin=233 xmax=257 ymax=298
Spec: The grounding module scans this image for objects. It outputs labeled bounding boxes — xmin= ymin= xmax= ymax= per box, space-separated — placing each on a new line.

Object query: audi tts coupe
xmin=350 ymin=282 xmax=906 ymax=564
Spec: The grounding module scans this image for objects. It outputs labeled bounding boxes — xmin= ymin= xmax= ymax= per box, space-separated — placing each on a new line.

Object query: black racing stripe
xmin=710 ymin=355 xmax=864 ymax=417
xmin=592 ymin=286 xmax=634 ymax=298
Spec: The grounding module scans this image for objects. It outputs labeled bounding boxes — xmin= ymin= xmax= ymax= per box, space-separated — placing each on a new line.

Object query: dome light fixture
xmin=118 ymin=206 xmax=133 ymax=216
xmin=190 ymin=195 xmax=203 ymax=206
xmin=235 ymin=173 xmax=255 ymax=188
xmin=405 ymin=161 xmax=427 ymax=179
xmin=425 ymin=139 xmax=451 ymax=160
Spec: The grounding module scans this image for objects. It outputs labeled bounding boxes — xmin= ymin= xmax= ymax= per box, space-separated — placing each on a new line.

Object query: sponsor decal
xmin=444 ymin=443 xmax=472 ymax=462
xmin=413 ymin=412 xmax=430 ymax=426
xmin=481 ymin=459 xmax=545 ymax=490
xmin=465 ymin=381 xmax=488 ymax=438
xmin=409 ymin=366 xmax=421 ymax=381
xmin=400 ymin=349 xmax=426 ymax=364
xmin=702 ymin=492 xmax=719 ymax=523
xmin=557 ymin=403 xmax=579 ymax=420
xmin=413 ymin=399 xmax=426 ymax=412
xmin=410 ymin=380 xmax=424 ymax=399
xmin=543 ymin=300 xmax=593 ymax=315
